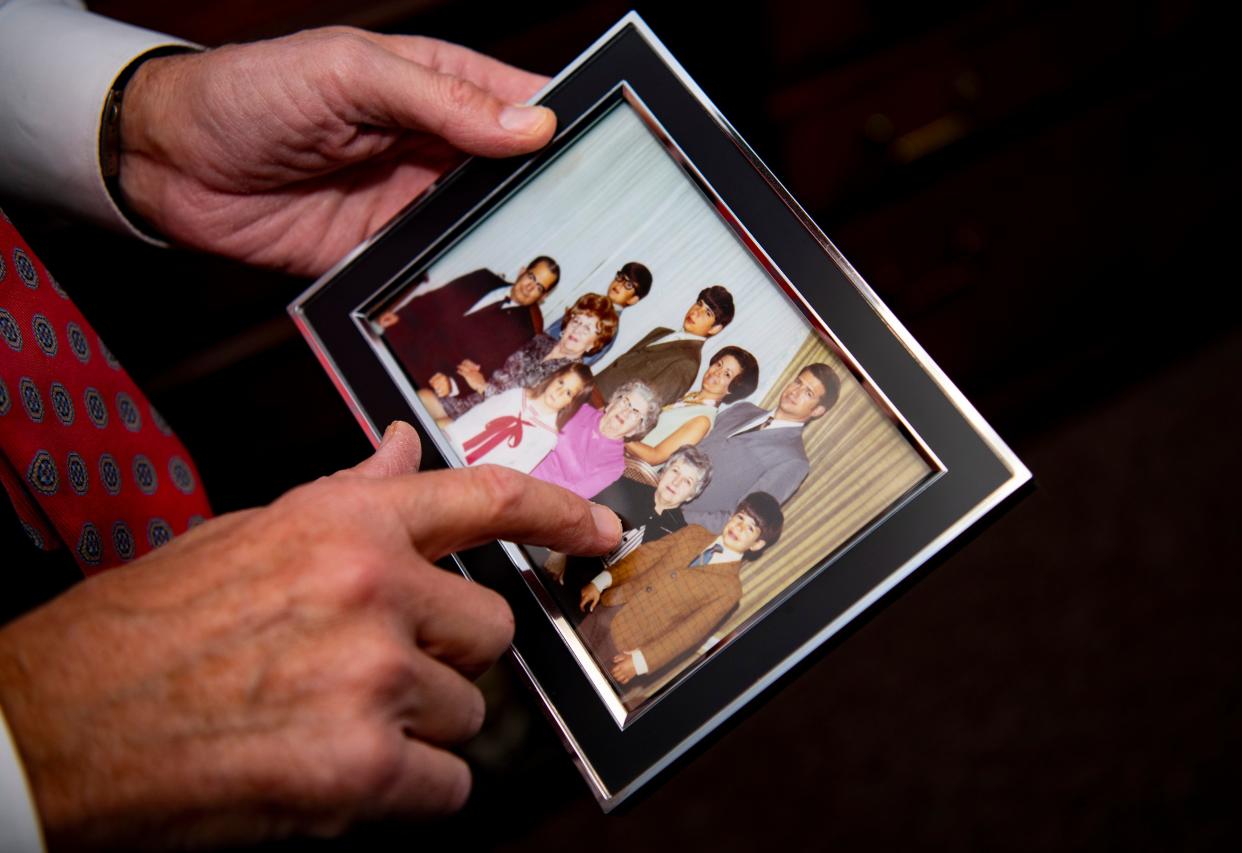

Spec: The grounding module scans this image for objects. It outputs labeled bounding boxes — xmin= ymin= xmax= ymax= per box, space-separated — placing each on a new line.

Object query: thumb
xmin=351 ymin=421 xmax=423 ymax=478
xmin=360 ymin=52 xmax=556 ymax=157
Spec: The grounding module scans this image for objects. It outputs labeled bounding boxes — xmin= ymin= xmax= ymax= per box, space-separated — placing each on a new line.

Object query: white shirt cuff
xmin=0 ymin=0 xmax=197 ymax=242
xmin=630 ymin=650 xmax=648 ymax=676
xmin=0 ymin=704 xmax=45 ymax=853
xmin=590 ymin=571 xmax=612 ymax=592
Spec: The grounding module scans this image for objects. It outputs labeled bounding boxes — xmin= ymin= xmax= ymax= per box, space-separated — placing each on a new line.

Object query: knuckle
xmin=317 ymin=24 xmax=366 ymax=39
xmin=343 ymin=728 xmax=406 ymax=800
xmin=321 ymin=551 xmax=391 ymax=609
xmin=301 ymin=726 xmax=393 ymax=811
xmin=323 ymin=27 xmax=372 ymax=56
xmin=402 ymin=33 xmax=434 ymax=56
xmin=357 ymin=641 xmax=417 ymax=698
xmin=470 ymin=465 xmax=525 ymax=524
xmin=309 ymin=28 xmax=381 ymax=94
xmin=437 ymin=73 xmax=485 ymax=115
xmin=409 ymin=676 xmax=487 ymax=744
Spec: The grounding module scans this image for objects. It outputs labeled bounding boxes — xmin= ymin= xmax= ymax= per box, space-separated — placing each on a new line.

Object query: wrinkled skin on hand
xmin=0 ymin=423 xmax=619 ymax=849
xmin=119 ymin=28 xmax=557 ymax=276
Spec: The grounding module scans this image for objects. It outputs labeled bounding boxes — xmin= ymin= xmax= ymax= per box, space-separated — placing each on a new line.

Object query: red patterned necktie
xmin=0 ymin=208 xmax=211 ymax=574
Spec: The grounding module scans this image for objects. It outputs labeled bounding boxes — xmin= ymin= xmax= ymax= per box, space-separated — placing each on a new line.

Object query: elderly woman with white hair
xmin=540 ymin=444 xmax=713 ymax=587
xmin=530 ymin=381 xmax=661 ymax=500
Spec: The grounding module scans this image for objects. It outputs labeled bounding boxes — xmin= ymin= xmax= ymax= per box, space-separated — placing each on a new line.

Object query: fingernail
xmin=380 ymin=421 xmax=400 ymax=445
xmin=499 ymin=104 xmax=549 ymax=134
xmin=591 ymin=504 xmax=621 ymax=544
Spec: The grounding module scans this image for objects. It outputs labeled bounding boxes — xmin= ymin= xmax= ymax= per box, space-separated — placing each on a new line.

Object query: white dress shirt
xmin=465 ymin=286 xmax=520 ymax=315
xmin=0 ymin=0 xmax=195 ymax=242
xmin=654 ymin=329 xmax=707 ymax=346
xmin=1 ymin=3 xmax=190 ymax=847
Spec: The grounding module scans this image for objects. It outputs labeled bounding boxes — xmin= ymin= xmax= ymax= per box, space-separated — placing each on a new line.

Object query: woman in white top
xmin=445 ymin=363 xmax=594 ymax=473
xmin=624 ymin=345 xmax=760 ymax=467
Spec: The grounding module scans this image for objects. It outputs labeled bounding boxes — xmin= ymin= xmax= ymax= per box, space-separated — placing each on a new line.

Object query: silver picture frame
xmin=289 ymin=11 xmax=1031 ymax=811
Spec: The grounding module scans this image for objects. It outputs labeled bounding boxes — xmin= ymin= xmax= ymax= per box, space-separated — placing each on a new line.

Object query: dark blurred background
xmin=12 ymin=0 xmax=1241 ymax=849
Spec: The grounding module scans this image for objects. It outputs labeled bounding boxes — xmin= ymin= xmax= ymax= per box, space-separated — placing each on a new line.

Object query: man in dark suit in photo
xmin=378 ymin=256 xmax=560 ymax=390
xmin=680 ymin=363 xmax=841 ymax=533
xmin=593 ymin=284 xmax=734 ymax=406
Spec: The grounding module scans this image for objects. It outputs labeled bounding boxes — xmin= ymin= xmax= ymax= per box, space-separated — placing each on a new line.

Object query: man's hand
xmin=580 ymin=583 xmax=601 ymax=613
xmin=610 ymin=654 xmax=638 ymax=685
xmin=455 ymin=360 xmax=487 ymax=393
xmin=428 ymin=372 xmax=452 ymax=398
xmin=0 ymin=422 xmax=619 ymax=849
xmin=118 ymin=28 xmax=556 ymax=276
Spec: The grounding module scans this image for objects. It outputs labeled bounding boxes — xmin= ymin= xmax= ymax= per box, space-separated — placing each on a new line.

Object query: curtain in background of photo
xmin=619 ymin=332 xmax=934 ymax=709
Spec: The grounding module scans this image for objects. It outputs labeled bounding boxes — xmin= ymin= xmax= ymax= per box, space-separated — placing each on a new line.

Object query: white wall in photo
xmin=421 ymin=101 xmax=817 ymax=404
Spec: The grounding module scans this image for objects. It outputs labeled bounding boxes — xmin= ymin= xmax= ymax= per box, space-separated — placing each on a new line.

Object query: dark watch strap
xmin=98 ymin=46 xmax=198 ymax=233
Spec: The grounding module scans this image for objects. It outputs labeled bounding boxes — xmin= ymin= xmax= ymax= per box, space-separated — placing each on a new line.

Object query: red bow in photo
xmin=462 ymin=415 xmax=533 ymax=464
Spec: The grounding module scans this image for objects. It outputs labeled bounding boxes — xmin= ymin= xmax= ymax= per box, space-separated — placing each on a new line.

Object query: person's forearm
xmin=632 ymin=418 xmax=709 ymax=465
xmin=626 ymin=440 xmax=664 ymax=464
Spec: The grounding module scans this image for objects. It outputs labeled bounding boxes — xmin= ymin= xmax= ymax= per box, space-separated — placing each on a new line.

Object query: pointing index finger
xmin=382 ymin=466 xmax=620 ymax=561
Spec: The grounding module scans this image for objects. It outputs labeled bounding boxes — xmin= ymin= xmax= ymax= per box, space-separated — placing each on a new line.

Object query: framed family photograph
xmin=290 ymin=12 xmax=1031 ymax=811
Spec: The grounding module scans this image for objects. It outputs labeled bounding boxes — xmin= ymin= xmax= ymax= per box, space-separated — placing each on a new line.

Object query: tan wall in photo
xmin=622 ymin=331 xmax=934 ymax=708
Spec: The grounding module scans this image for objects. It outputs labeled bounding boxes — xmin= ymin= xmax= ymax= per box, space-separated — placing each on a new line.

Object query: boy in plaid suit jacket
xmin=578 ymin=492 xmax=784 ymax=685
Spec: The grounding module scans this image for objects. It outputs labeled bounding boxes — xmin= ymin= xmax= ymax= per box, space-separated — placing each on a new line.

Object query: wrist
xmin=0 ymin=618 xmax=118 ymax=848
xmin=111 ymin=49 xmax=198 ymax=234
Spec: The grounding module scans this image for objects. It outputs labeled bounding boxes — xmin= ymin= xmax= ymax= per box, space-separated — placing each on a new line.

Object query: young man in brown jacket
xmin=592 ymin=284 xmax=735 ymax=406
xmin=578 ymin=491 xmax=784 ymax=685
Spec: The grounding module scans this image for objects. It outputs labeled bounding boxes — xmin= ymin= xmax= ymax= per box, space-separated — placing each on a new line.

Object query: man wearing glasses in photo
xmin=545 ymin=261 xmax=653 ymax=366
xmin=378 ymin=256 xmax=560 ymax=391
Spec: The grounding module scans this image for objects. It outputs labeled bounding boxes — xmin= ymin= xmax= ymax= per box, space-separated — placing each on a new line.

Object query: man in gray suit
xmin=681 ymin=363 xmax=841 ymax=532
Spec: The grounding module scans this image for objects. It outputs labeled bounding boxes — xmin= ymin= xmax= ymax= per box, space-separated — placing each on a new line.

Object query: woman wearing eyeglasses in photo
xmin=419 ymin=292 xmax=618 ymax=425
xmin=544 ymin=262 xmax=653 ymax=366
